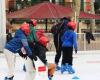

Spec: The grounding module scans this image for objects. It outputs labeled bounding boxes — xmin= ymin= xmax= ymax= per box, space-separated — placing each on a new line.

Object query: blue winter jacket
xmin=61 ymin=30 xmax=77 ymax=49
xmin=5 ymin=29 xmax=32 ymax=56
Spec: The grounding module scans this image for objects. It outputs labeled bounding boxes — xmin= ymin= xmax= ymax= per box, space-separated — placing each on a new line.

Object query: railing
xmin=0 ymin=33 xmax=100 ymax=52
xmin=46 ymin=33 xmax=100 ymax=51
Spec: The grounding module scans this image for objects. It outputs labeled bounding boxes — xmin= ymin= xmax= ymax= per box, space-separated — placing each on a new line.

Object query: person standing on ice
xmin=61 ymin=21 xmax=78 ymax=74
xmin=4 ymin=22 xmax=37 ymax=80
xmin=51 ymin=17 xmax=71 ymax=71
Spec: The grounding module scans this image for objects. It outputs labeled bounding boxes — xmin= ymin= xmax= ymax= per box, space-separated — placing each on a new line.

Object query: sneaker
xmin=68 ymin=65 xmax=75 ymax=74
xmin=61 ymin=65 xmax=66 ymax=74
xmin=5 ymin=76 xmax=14 ymax=80
xmin=56 ymin=65 xmax=61 ymax=71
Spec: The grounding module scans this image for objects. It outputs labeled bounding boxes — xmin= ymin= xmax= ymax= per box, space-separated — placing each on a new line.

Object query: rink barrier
xmin=0 ymin=33 xmax=100 ymax=52
xmin=45 ymin=33 xmax=100 ymax=51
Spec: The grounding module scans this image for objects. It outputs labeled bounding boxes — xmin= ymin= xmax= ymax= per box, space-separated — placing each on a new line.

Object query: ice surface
xmin=0 ymin=51 xmax=100 ymax=80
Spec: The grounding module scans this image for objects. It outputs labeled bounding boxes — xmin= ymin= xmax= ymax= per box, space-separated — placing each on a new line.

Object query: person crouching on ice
xmin=4 ymin=22 xmax=36 ymax=80
xmin=35 ymin=30 xmax=56 ymax=80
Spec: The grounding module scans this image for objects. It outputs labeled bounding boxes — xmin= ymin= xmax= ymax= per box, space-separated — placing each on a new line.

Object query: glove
xmin=48 ymin=63 xmax=56 ymax=76
xmin=18 ymin=50 xmax=27 ymax=59
xmin=32 ymin=54 xmax=37 ymax=61
xmin=75 ymin=48 xmax=77 ymax=54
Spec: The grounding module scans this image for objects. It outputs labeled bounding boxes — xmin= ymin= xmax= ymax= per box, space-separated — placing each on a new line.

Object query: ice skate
xmin=67 ymin=65 xmax=75 ymax=74
xmin=4 ymin=76 xmax=14 ymax=80
xmin=48 ymin=76 xmax=52 ymax=80
xmin=56 ymin=65 xmax=61 ymax=71
xmin=61 ymin=65 xmax=66 ymax=74
xmin=65 ymin=63 xmax=69 ymax=71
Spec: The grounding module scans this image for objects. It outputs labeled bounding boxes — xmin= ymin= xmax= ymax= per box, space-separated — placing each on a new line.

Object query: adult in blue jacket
xmin=4 ymin=22 xmax=33 ymax=80
xmin=61 ymin=21 xmax=77 ymax=74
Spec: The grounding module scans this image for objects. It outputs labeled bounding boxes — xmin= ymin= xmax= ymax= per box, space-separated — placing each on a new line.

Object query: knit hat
xmin=67 ymin=21 xmax=76 ymax=30
xmin=31 ymin=19 xmax=37 ymax=26
xmin=26 ymin=19 xmax=37 ymax=27
xmin=20 ymin=22 xmax=30 ymax=35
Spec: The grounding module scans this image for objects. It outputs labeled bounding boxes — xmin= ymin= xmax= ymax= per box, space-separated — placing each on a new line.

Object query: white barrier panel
xmin=34 ymin=58 xmax=49 ymax=80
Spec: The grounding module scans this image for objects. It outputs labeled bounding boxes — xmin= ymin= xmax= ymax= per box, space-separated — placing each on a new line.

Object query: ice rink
xmin=0 ymin=51 xmax=100 ymax=80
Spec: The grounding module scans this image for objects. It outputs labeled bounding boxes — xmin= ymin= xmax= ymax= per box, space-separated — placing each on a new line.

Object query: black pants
xmin=54 ymin=37 xmax=62 ymax=64
xmin=54 ymin=47 xmax=62 ymax=64
xmin=34 ymin=43 xmax=47 ymax=65
xmin=62 ymin=47 xmax=73 ymax=65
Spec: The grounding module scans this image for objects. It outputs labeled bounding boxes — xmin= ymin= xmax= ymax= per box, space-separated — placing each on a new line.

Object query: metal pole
xmin=84 ymin=33 xmax=86 ymax=51
xmin=45 ymin=18 xmax=48 ymax=32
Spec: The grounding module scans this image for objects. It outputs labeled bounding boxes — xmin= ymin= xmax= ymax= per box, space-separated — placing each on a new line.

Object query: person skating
xmin=35 ymin=30 xmax=56 ymax=80
xmin=4 ymin=22 xmax=36 ymax=80
xmin=61 ymin=21 xmax=78 ymax=74
xmin=22 ymin=20 xmax=56 ymax=80
xmin=21 ymin=19 xmax=38 ymax=72
xmin=51 ymin=17 xmax=71 ymax=71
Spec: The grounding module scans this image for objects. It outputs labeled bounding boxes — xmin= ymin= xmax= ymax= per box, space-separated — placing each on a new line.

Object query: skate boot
xmin=5 ymin=76 xmax=14 ymax=80
xmin=48 ymin=76 xmax=52 ymax=80
xmin=68 ymin=65 xmax=75 ymax=74
xmin=56 ymin=65 xmax=61 ymax=71
xmin=65 ymin=63 xmax=69 ymax=71
xmin=48 ymin=74 xmax=53 ymax=80
xmin=23 ymin=64 xmax=26 ymax=72
xmin=61 ymin=64 xmax=66 ymax=74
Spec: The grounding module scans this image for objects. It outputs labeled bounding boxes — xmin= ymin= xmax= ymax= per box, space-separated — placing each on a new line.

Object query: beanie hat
xmin=31 ymin=19 xmax=37 ymax=26
xmin=20 ymin=22 xmax=30 ymax=35
xmin=67 ymin=21 xmax=76 ymax=30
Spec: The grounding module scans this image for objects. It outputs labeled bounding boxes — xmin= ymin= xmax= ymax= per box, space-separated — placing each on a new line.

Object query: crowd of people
xmin=4 ymin=17 xmax=78 ymax=80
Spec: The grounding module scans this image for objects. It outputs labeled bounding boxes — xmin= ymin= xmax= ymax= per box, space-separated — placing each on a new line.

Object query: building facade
xmin=6 ymin=0 xmax=16 ymax=12
xmin=6 ymin=0 xmax=96 ymax=12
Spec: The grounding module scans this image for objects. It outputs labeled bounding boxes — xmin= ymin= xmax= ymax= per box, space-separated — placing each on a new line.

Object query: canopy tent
xmin=7 ymin=2 xmax=100 ymax=19
xmin=7 ymin=2 xmax=72 ymax=19
xmin=7 ymin=2 xmax=72 ymax=31
xmin=7 ymin=2 xmax=100 ymax=31
xmin=79 ymin=11 xmax=100 ymax=20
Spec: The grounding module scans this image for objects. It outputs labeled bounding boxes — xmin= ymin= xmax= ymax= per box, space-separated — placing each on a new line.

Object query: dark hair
xmin=60 ymin=17 xmax=71 ymax=22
